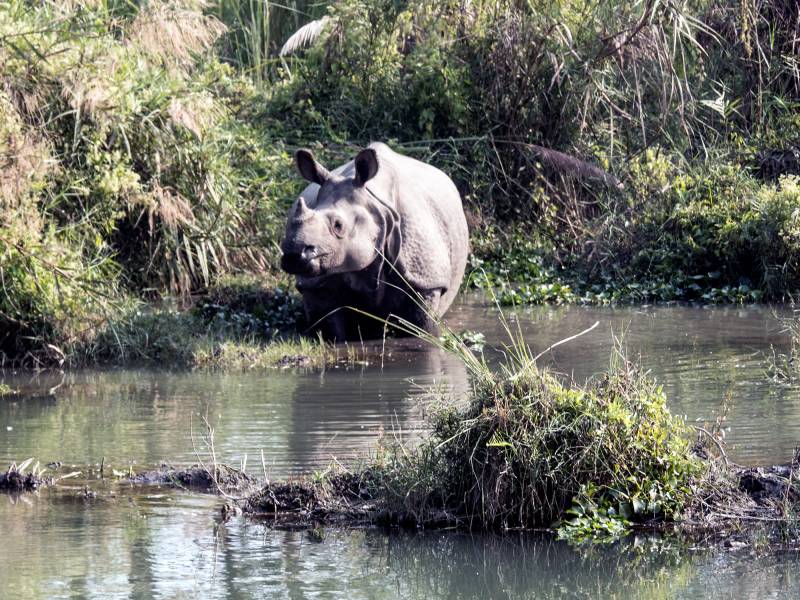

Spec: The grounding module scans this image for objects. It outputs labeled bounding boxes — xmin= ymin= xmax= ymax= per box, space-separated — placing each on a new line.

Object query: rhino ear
xmin=354 ymin=148 xmax=379 ymax=186
xmin=296 ymin=149 xmax=330 ymax=185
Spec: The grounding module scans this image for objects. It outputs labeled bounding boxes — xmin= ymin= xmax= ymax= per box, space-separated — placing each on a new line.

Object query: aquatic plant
xmin=766 ymin=308 xmax=800 ymax=382
xmin=370 ymin=333 xmax=702 ymax=531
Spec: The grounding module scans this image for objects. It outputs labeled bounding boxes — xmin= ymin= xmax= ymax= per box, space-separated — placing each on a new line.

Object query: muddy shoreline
xmin=4 ymin=460 xmax=798 ymax=544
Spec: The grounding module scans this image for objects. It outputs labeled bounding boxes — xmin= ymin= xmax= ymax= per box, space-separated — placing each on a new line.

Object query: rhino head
xmin=280 ymin=148 xmax=394 ymax=280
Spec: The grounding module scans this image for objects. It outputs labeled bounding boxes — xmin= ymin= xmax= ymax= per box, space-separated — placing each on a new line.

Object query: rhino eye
xmin=332 ymin=218 xmax=345 ymax=237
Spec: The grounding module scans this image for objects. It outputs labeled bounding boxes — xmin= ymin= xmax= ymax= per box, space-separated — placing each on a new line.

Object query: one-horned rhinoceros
xmin=280 ymin=142 xmax=469 ymax=341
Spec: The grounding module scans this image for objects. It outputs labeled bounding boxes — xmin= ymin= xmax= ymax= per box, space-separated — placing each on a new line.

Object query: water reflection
xmin=4 ymin=484 xmax=799 ymax=600
xmin=2 ymin=302 xmax=800 ymax=474
xmin=0 ymin=344 xmax=469 ymax=477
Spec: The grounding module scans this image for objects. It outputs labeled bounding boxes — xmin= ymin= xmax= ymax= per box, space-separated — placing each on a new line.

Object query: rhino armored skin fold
xmin=281 ymin=142 xmax=469 ymax=341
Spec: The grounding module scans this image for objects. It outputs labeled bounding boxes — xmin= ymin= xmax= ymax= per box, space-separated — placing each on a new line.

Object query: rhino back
xmin=371 ymin=144 xmax=468 ymax=314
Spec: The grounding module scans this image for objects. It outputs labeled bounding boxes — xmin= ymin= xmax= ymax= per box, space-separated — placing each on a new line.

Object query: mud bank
xmin=239 ymin=462 xmax=800 ymax=539
xmin=0 ymin=468 xmax=52 ymax=492
xmin=130 ymin=464 xmax=258 ymax=495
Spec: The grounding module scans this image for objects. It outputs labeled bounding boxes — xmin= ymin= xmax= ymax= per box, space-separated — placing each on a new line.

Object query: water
xmin=2 ymin=299 xmax=800 ymax=598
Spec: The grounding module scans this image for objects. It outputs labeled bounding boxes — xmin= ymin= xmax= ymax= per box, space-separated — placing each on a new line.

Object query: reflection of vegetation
xmin=0 ymin=369 xmax=301 ymax=473
xmin=367 ymin=531 xmax=697 ymax=600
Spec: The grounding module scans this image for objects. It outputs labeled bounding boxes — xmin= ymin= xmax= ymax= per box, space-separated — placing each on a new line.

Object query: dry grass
xmin=128 ymin=1 xmax=227 ymax=73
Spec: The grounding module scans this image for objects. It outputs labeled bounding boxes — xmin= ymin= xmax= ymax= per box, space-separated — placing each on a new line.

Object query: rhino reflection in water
xmin=280 ymin=142 xmax=469 ymax=341
xmin=286 ymin=341 xmax=471 ymax=471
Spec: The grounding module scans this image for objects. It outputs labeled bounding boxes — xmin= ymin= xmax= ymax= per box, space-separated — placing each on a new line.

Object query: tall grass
xmin=213 ymin=0 xmax=327 ymax=86
xmin=0 ymin=0 xmax=302 ymax=362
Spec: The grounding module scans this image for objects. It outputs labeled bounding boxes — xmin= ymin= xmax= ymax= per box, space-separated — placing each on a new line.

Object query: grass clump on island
xmin=767 ymin=309 xmax=800 ymax=383
xmin=380 ymin=350 xmax=701 ymax=535
xmin=245 ymin=322 xmax=705 ymax=537
xmin=243 ymin=322 xmax=800 ymax=539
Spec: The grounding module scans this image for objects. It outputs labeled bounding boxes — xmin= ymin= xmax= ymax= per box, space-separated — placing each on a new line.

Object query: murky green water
xmin=2 ymin=300 xmax=800 ymax=598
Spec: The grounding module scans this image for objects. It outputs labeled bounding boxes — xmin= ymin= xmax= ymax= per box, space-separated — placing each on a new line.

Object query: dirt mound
xmin=0 ymin=469 xmax=52 ymax=493
xmin=737 ymin=465 xmax=800 ymax=505
xmin=242 ymin=474 xmax=381 ymax=526
xmin=131 ymin=464 xmax=256 ymax=495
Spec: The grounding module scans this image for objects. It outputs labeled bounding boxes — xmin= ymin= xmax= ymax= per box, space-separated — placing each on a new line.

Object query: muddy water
xmin=2 ymin=299 xmax=800 ymax=598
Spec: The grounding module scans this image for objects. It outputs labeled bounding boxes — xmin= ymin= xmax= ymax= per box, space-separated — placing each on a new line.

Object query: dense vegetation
xmin=2 ymin=0 xmax=799 ymax=363
xmin=371 ymin=336 xmax=702 ymax=535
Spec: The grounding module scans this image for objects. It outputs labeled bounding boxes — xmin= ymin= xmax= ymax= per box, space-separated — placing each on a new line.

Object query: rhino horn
xmin=295 ymin=197 xmax=312 ymax=219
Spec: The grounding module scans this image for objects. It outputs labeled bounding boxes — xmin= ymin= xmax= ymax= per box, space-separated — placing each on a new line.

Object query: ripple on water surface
xmin=2 ymin=301 xmax=798 ymax=472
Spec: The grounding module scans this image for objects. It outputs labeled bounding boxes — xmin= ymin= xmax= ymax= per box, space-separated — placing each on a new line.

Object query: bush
xmin=371 ymin=342 xmax=701 ymax=530
xmin=0 ymin=1 xmax=307 ymax=361
xmin=469 ymin=155 xmax=800 ymax=304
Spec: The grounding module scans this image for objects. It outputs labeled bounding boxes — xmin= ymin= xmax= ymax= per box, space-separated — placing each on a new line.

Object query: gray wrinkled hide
xmin=284 ymin=142 xmax=469 ymax=340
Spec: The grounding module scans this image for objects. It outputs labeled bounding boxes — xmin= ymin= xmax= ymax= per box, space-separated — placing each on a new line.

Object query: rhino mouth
xmin=280 ymin=252 xmax=329 ymax=276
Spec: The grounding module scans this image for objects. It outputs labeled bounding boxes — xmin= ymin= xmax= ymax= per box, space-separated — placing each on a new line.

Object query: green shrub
xmin=0 ymin=1 xmax=307 ymax=361
xmin=307 ymin=326 xmax=704 ymax=533
xmin=469 ymin=155 xmax=800 ymax=304
xmin=0 ymin=1 xmax=299 ymax=297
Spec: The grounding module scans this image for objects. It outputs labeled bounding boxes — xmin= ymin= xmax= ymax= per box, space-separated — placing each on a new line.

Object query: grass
xmin=87 ymin=306 xmax=334 ymax=370
xmin=766 ymin=308 xmax=800 ymax=382
xmin=77 ymin=274 xmax=347 ymax=370
xmin=244 ymin=299 xmax=706 ymax=535
xmin=370 ymin=341 xmax=702 ymax=532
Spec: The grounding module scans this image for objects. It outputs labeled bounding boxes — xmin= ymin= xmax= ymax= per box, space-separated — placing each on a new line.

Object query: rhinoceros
xmin=280 ymin=142 xmax=469 ymax=341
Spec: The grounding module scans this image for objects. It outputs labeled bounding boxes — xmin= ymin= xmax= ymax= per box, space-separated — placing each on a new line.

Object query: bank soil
xmin=0 ymin=468 xmax=52 ymax=493
xmin=130 ymin=464 xmax=258 ymax=495
xmin=239 ymin=461 xmax=800 ymax=539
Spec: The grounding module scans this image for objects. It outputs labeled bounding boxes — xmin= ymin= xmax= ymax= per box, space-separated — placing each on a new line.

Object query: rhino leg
xmin=297 ymin=276 xmax=350 ymax=342
xmin=390 ymin=288 xmax=444 ymax=335
xmin=301 ymin=294 xmax=347 ymax=341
